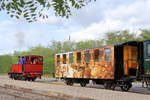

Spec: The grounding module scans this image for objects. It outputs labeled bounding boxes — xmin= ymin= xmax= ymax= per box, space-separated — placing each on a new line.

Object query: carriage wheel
xmin=65 ymin=79 xmax=73 ymax=86
xmin=80 ymin=81 xmax=87 ymax=87
xmin=104 ymin=82 xmax=112 ymax=89
xmin=121 ymin=82 xmax=132 ymax=91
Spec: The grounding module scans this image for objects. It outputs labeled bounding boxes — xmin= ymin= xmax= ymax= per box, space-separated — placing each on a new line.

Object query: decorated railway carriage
xmin=8 ymin=55 xmax=43 ymax=81
xmin=55 ymin=40 xmax=150 ymax=91
xmin=137 ymin=40 xmax=150 ymax=87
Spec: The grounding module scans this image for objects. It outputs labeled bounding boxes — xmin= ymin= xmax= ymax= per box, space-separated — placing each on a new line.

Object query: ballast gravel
xmin=0 ymin=78 xmax=149 ymax=100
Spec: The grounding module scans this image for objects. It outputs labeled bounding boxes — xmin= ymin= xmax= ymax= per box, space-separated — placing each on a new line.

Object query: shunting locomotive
xmin=55 ymin=40 xmax=150 ymax=91
xmin=8 ymin=55 xmax=43 ymax=81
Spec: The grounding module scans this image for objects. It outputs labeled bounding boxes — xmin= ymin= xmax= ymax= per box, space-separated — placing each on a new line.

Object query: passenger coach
xmin=55 ymin=40 xmax=150 ymax=91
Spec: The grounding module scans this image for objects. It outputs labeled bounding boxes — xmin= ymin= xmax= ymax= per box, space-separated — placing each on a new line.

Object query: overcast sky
xmin=0 ymin=0 xmax=150 ymax=55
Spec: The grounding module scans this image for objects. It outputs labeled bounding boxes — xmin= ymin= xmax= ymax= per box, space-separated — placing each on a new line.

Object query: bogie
xmin=80 ymin=80 xmax=87 ymax=87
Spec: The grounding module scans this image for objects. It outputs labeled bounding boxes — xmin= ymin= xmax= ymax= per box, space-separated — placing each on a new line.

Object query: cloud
xmin=38 ymin=16 xmax=62 ymax=25
xmin=70 ymin=19 xmax=122 ymax=41
xmin=106 ymin=0 xmax=150 ymax=28
xmin=69 ymin=0 xmax=150 ymax=41
xmin=67 ymin=0 xmax=136 ymax=27
xmin=14 ymin=31 xmax=25 ymax=47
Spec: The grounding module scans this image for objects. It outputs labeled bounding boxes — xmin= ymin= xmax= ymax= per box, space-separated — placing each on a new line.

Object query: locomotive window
xmin=147 ymin=44 xmax=150 ymax=56
xmin=57 ymin=55 xmax=60 ymax=64
xmin=63 ymin=54 xmax=67 ymax=64
xmin=26 ymin=57 xmax=29 ymax=62
xmin=39 ymin=57 xmax=43 ymax=62
xmin=31 ymin=57 xmax=38 ymax=64
xmin=69 ymin=53 xmax=73 ymax=64
xmin=85 ymin=51 xmax=90 ymax=63
xmin=18 ymin=56 xmax=21 ymax=64
xmin=94 ymin=49 xmax=99 ymax=62
xmin=77 ymin=52 xmax=81 ymax=64
xmin=105 ymin=48 xmax=111 ymax=61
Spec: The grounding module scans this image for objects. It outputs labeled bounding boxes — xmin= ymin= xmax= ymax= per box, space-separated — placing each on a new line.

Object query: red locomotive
xmin=8 ymin=55 xmax=43 ymax=81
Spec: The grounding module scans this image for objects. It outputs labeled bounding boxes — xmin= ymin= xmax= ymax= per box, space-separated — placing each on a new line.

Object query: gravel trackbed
xmin=0 ymin=78 xmax=149 ymax=100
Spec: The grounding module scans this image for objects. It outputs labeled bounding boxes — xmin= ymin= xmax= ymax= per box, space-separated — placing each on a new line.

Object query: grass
xmin=42 ymin=74 xmax=54 ymax=78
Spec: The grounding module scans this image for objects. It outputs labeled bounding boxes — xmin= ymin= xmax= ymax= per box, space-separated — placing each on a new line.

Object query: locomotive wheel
xmin=80 ymin=81 xmax=87 ymax=87
xmin=24 ymin=77 xmax=28 ymax=81
xmin=27 ymin=78 xmax=31 ymax=81
xmin=22 ymin=77 xmax=27 ymax=81
xmin=14 ymin=76 xmax=17 ymax=80
xmin=31 ymin=77 xmax=36 ymax=81
xmin=18 ymin=76 xmax=22 ymax=80
xmin=121 ymin=82 xmax=132 ymax=91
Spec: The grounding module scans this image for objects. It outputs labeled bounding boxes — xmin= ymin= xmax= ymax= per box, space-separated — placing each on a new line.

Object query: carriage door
xmin=144 ymin=42 xmax=150 ymax=76
xmin=124 ymin=46 xmax=130 ymax=75
xmin=123 ymin=46 xmax=138 ymax=76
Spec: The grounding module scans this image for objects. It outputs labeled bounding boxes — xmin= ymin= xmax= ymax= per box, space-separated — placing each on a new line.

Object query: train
xmin=8 ymin=40 xmax=150 ymax=91
xmin=55 ymin=40 xmax=150 ymax=91
xmin=8 ymin=55 xmax=43 ymax=81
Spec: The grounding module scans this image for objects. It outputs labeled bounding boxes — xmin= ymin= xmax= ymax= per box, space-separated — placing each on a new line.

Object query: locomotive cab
xmin=8 ymin=55 xmax=43 ymax=81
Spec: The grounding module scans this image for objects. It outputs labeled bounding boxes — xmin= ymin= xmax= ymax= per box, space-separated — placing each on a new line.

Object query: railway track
xmin=0 ymin=78 xmax=94 ymax=100
xmin=0 ymin=85 xmax=64 ymax=100
xmin=0 ymin=78 xmax=149 ymax=100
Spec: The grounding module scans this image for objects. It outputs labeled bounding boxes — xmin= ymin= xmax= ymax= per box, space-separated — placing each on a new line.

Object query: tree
xmin=0 ymin=0 xmax=95 ymax=22
xmin=0 ymin=55 xmax=12 ymax=73
xmin=105 ymin=30 xmax=138 ymax=45
xmin=139 ymin=29 xmax=150 ymax=40
xmin=49 ymin=40 xmax=62 ymax=53
xmin=76 ymin=40 xmax=103 ymax=50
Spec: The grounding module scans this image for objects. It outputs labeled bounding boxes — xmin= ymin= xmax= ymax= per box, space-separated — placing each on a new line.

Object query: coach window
xmin=77 ymin=52 xmax=81 ymax=64
xmin=69 ymin=53 xmax=73 ymax=64
xmin=63 ymin=54 xmax=67 ymax=64
xmin=57 ymin=55 xmax=60 ymax=64
xmin=85 ymin=51 xmax=90 ymax=63
xmin=94 ymin=49 xmax=99 ymax=62
xmin=131 ymin=48 xmax=137 ymax=60
xmin=105 ymin=48 xmax=111 ymax=61
xmin=147 ymin=44 xmax=150 ymax=57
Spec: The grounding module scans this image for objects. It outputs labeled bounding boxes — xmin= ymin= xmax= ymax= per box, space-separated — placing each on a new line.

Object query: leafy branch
xmin=0 ymin=0 xmax=95 ymax=22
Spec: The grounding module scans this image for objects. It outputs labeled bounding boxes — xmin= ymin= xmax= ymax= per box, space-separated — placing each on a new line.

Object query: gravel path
xmin=0 ymin=78 xmax=149 ymax=100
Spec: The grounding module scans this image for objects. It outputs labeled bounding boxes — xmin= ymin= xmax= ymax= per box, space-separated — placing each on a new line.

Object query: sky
xmin=0 ymin=0 xmax=150 ymax=55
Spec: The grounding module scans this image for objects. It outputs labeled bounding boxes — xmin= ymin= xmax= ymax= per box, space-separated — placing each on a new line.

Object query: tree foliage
xmin=139 ymin=29 xmax=150 ymax=40
xmin=105 ymin=30 xmax=139 ymax=45
xmin=0 ymin=55 xmax=12 ymax=73
xmin=0 ymin=0 xmax=95 ymax=22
